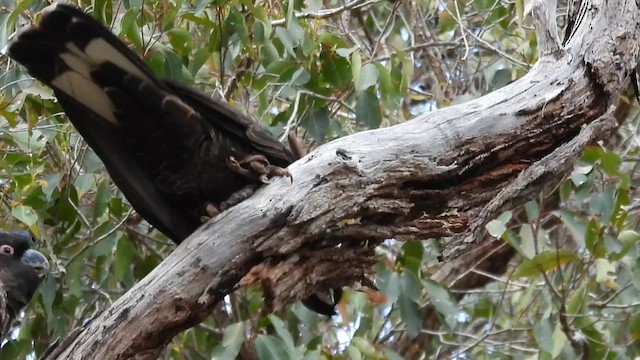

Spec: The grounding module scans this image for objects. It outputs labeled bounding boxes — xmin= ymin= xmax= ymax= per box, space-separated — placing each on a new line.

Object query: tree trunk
xmin=0 ymin=283 xmax=9 ymax=342
xmin=43 ymin=0 xmax=640 ymax=358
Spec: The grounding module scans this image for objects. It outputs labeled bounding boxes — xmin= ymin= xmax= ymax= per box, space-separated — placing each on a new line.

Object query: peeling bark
xmin=43 ymin=0 xmax=640 ymax=358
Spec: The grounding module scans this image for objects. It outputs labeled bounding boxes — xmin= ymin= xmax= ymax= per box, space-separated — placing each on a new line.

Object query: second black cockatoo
xmin=7 ymin=4 xmax=340 ymax=316
xmin=0 ymin=231 xmax=49 ymax=338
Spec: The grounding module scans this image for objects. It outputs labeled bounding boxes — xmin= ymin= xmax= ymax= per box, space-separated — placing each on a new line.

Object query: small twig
xmin=65 ymin=208 xmax=134 ymax=266
xmin=370 ymin=1 xmax=400 ymax=56
xmin=451 ymin=0 xmax=470 ymax=60
xmin=462 ymin=29 xmax=530 ymax=68
xmin=559 ymin=302 xmax=590 ymax=359
xmin=270 ymin=0 xmax=385 ymax=26
xmin=280 ymin=91 xmax=301 ymax=142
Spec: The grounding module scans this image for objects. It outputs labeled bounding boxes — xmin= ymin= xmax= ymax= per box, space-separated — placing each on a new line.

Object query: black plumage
xmin=0 ymin=231 xmax=49 ymax=337
xmin=8 ymin=4 xmax=340 ymax=316
xmin=8 ymin=4 xmax=293 ymax=242
xmin=302 ymin=288 xmax=343 ymax=317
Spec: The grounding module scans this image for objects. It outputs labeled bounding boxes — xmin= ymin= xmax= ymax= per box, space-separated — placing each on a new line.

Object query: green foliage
xmin=2 ymin=0 xmax=639 ymax=359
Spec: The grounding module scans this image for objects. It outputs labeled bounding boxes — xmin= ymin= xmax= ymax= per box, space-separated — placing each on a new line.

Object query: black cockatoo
xmin=0 ymin=231 xmax=49 ymax=337
xmin=7 ymin=4 xmax=340 ymax=316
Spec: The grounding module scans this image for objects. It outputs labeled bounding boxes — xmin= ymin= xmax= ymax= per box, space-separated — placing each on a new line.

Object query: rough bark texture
xmin=0 ymin=283 xmax=8 ymax=342
xmin=44 ymin=0 xmax=640 ymax=358
xmin=390 ymin=112 xmax=619 ymax=358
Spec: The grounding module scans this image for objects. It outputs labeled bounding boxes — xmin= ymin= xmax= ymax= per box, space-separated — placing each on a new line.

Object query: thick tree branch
xmin=44 ymin=0 xmax=640 ymax=358
xmin=532 ymin=0 xmax=561 ymax=57
xmin=391 ymin=113 xmax=616 ymax=359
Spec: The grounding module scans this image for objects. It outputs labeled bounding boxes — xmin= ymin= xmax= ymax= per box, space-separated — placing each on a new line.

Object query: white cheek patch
xmin=84 ymin=38 xmax=149 ymax=81
xmin=51 ymin=71 xmax=117 ymax=123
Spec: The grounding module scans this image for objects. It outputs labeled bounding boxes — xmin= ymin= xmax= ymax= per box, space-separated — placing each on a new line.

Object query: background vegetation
xmin=0 ymin=0 xmax=639 ymax=358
